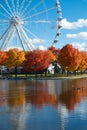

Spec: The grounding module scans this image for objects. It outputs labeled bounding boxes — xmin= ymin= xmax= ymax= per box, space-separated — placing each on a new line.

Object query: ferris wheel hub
xmin=10 ymin=16 xmax=24 ymax=26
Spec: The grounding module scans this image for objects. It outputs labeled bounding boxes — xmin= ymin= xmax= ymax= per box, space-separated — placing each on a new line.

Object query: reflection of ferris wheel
xmin=0 ymin=0 xmax=62 ymax=51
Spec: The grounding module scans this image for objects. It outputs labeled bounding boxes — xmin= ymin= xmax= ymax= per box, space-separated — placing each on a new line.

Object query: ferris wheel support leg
xmin=21 ymin=27 xmax=35 ymax=50
xmin=15 ymin=25 xmax=26 ymax=51
xmin=0 ymin=26 xmax=10 ymax=41
xmin=16 ymin=25 xmax=32 ymax=51
xmin=0 ymin=25 xmax=12 ymax=50
xmin=5 ymin=29 xmax=16 ymax=49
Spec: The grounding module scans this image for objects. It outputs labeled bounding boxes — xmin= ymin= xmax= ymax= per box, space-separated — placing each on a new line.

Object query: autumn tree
xmin=23 ymin=49 xmax=56 ymax=74
xmin=58 ymin=44 xmax=81 ymax=72
xmin=0 ymin=50 xmax=8 ymax=74
xmin=48 ymin=46 xmax=60 ymax=61
xmin=77 ymin=51 xmax=87 ymax=72
xmin=48 ymin=46 xmax=61 ymax=75
xmin=5 ymin=48 xmax=25 ymax=71
xmin=0 ymin=51 xmax=7 ymax=65
xmin=45 ymin=50 xmax=56 ymax=63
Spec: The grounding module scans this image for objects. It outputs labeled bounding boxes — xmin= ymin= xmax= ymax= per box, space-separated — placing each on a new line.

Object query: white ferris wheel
xmin=0 ymin=0 xmax=62 ymax=51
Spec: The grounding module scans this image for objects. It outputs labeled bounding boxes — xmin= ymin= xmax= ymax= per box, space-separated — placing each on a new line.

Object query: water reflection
xmin=7 ymin=81 xmax=26 ymax=109
xmin=59 ymin=79 xmax=87 ymax=111
xmin=25 ymin=80 xmax=59 ymax=108
xmin=0 ymin=78 xmax=87 ymax=130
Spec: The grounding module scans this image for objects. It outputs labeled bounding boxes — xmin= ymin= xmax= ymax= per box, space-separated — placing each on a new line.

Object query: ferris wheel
xmin=0 ymin=0 xmax=62 ymax=51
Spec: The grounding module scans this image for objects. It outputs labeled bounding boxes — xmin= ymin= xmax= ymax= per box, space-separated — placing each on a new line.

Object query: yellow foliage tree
xmin=5 ymin=48 xmax=25 ymax=69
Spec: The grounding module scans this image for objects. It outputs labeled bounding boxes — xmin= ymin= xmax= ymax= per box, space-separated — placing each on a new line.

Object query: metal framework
xmin=0 ymin=0 xmax=62 ymax=51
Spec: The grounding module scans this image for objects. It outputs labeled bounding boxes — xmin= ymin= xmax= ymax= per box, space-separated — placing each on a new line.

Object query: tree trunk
xmin=15 ymin=67 xmax=17 ymax=79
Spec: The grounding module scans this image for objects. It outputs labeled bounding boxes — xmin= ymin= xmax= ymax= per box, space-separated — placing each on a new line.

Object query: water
xmin=0 ymin=78 xmax=87 ymax=130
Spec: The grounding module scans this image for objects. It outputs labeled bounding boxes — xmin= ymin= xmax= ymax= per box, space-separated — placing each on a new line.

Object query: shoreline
xmin=0 ymin=74 xmax=87 ymax=80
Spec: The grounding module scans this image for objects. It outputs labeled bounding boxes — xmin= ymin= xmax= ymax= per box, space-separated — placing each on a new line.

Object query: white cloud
xmin=29 ymin=38 xmax=46 ymax=50
xmin=29 ymin=38 xmax=45 ymax=44
xmin=66 ymin=32 xmax=87 ymax=40
xmin=72 ymin=42 xmax=87 ymax=51
xmin=62 ymin=18 xmax=87 ymax=29
xmin=5 ymin=46 xmax=23 ymax=51
xmin=37 ymin=45 xmax=46 ymax=50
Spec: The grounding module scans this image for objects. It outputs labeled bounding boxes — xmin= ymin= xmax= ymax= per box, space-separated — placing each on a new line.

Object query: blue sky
xmin=0 ymin=0 xmax=87 ymax=51
xmin=59 ymin=0 xmax=87 ymax=51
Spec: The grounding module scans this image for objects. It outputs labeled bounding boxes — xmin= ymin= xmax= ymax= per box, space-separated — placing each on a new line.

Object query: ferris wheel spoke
xmin=23 ymin=26 xmax=39 ymax=39
xmin=31 ymin=9 xmax=39 ymax=30
xmin=42 ymin=0 xmax=48 ymax=20
xmin=0 ymin=3 xmax=12 ymax=17
xmin=19 ymin=0 xmax=26 ymax=14
xmin=0 ymin=23 xmax=8 ymax=27
xmin=15 ymin=25 xmax=26 ymax=51
xmin=0 ymin=22 xmax=9 ymax=26
xmin=4 ymin=0 xmax=14 ymax=17
xmin=20 ymin=0 xmax=32 ymax=17
xmin=20 ymin=25 xmax=35 ymax=50
xmin=16 ymin=0 xmax=20 ymax=15
xmin=0 ymin=22 xmax=9 ymax=25
xmin=0 ymin=19 xmax=9 ymax=23
xmin=0 ymin=12 xmax=10 ymax=19
xmin=0 ymin=18 xmax=9 ymax=21
xmin=24 ymin=20 xmax=56 ymax=23
xmin=22 ymin=0 xmax=43 ymax=18
xmin=25 ymin=6 xmax=56 ymax=20
xmin=16 ymin=25 xmax=34 ymax=51
xmin=12 ymin=0 xmax=16 ymax=15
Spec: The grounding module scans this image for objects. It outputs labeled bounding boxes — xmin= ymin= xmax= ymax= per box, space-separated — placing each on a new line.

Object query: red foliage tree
xmin=23 ymin=49 xmax=55 ymax=73
xmin=58 ymin=44 xmax=81 ymax=71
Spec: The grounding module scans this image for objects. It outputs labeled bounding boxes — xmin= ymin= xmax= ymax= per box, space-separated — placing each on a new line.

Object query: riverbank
xmin=0 ymin=74 xmax=87 ymax=80
xmin=33 ymin=74 xmax=87 ymax=80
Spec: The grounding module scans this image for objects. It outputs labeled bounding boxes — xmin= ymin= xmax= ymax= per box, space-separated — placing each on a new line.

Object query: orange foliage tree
xmin=77 ymin=51 xmax=87 ymax=72
xmin=5 ymin=48 xmax=25 ymax=69
xmin=48 ymin=46 xmax=60 ymax=61
xmin=23 ymin=49 xmax=56 ymax=73
xmin=58 ymin=44 xmax=81 ymax=71
xmin=45 ymin=50 xmax=56 ymax=63
xmin=0 ymin=51 xmax=7 ymax=65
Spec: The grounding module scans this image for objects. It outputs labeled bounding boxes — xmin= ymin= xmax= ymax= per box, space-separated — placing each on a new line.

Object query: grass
xmin=1 ymin=73 xmax=87 ymax=80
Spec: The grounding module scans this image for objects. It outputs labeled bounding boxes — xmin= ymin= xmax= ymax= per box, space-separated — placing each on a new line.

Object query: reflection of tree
xmin=0 ymin=80 xmax=8 ymax=107
xmin=26 ymin=80 xmax=59 ymax=108
xmin=7 ymin=81 xmax=26 ymax=109
xmin=59 ymin=78 xmax=87 ymax=111
xmin=1 ymin=79 xmax=87 ymax=130
xmin=7 ymin=81 xmax=29 ymax=130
